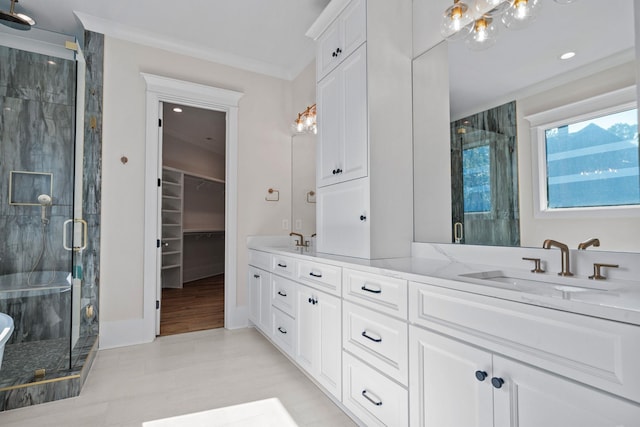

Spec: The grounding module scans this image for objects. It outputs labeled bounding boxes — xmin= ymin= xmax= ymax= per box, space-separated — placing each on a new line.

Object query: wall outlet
xmin=282 ymin=219 xmax=289 ymax=230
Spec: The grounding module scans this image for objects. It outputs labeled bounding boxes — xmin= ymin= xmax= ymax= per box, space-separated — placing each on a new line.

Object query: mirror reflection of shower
xmin=37 ymin=193 xmax=52 ymax=224
xmin=28 ymin=194 xmax=53 ymax=286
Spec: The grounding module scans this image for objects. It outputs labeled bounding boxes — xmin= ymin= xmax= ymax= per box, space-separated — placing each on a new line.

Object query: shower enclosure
xmin=0 ymin=27 xmax=101 ymax=410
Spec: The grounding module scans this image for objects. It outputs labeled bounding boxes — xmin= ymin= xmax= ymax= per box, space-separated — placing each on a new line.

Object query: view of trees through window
xmin=544 ymin=108 xmax=639 ymax=209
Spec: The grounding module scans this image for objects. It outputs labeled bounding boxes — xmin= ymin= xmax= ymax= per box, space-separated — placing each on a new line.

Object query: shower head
xmin=37 ymin=194 xmax=52 ymax=206
xmin=0 ymin=0 xmax=36 ymax=31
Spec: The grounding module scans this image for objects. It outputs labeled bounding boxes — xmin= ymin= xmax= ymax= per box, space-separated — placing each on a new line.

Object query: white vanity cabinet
xmin=309 ymin=0 xmax=413 ymax=259
xmin=247 ymin=250 xmax=272 ymax=335
xmin=295 ymin=284 xmax=342 ymax=400
xmin=247 ymin=265 xmax=271 ymax=335
xmin=408 ymin=280 xmax=640 ymax=427
xmin=341 ymin=269 xmax=409 ymax=426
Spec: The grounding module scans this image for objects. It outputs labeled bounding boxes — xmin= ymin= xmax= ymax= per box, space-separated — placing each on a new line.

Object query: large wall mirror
xmin=291 ymin=133 xmax=316 ymax=238
xmin=413 ymin=0 xmax=638 ymax=252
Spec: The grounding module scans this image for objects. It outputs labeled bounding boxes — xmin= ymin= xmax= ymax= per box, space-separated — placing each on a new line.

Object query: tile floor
xmin=0 ymin=328 xmax=357 ymax=427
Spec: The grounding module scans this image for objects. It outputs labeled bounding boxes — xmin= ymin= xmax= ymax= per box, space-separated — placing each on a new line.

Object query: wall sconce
xmin=442 ymin=0 xmax=547 ymax=50
xmin=293 ymin=104 xmax=317 ymax=135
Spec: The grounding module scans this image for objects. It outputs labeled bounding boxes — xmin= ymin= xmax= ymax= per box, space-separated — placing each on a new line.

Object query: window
xmin=462 ymin=144 xmax=491 ymax=213
xmin=526 ymin=86 xmax=639 ymax=218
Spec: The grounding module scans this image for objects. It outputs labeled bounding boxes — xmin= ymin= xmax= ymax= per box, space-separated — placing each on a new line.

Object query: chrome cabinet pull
xmin=361 ymin=284 xmax=381 ymax=294
xmin=361 ymin=389 xmax=382 ymax=406
xmin=361 ymin=330 xmax=382 ymax=343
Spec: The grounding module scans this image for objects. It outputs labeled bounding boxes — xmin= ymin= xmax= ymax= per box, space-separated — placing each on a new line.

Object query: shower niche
xmin=0 ymin=28 xmax=103 ymax=410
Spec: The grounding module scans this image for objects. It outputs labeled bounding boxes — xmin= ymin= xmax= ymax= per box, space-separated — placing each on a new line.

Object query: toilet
xmin=0 ymin=312 xmax=14 ymax=369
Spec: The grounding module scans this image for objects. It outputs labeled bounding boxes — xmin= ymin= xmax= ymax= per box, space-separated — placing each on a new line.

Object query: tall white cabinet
xmin=308 ymin=0 xmax=414 ymax=259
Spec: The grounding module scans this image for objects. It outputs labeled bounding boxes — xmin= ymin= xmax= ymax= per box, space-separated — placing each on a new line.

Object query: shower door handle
xmin=63 ymin=218 xmax=88 ymax=251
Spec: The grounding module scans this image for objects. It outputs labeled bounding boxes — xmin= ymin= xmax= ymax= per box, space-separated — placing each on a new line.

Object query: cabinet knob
xmin=336 ymin=168 xmax=342 ymax=174
xmin=475 ymin=370 xmax=488 ymax=381
xmin=253 ymin=274 xmax=260 ymax=279
xmin=332 ymin=51 xmax=337 ymax=58
xmin=336 ymin=48 xmax=342 ymax=54
xmin=308 ymin=297 xmax=313 ymax=304
xmin=332 ymin=169 xmax=337 ymax=175
xmin=491 ymin=377 xmax=505 ymax=389
xmin=360 ymin=214 xmax=367 ymax=221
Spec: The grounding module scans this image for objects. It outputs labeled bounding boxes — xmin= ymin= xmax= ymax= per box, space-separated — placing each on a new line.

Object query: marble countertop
xmin=248 ymin=241 xmax=640 ymax=327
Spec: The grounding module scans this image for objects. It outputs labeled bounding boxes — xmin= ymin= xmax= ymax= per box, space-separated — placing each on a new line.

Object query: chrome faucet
xmin=289 ymin=232 xmax=307 ymax=247
xmin=542 ymin=239 xmax=573 ymax=276
xmin=577 ymin=238 xmax=600 ymax=250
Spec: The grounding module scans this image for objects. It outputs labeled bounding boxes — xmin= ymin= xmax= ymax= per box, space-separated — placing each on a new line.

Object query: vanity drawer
xmin=271 ymin=254 xmax=296 ymax=277
xmin=342 ymin=351 xmax=408 ymax=427
xmin=271 ymin=275 xmax=297 ymax=317
xmin=343 ymin=268 xmax=407 ymax=319
xmin=409 ymin=280 xmax=640 ymax=403
xmin=343 ymin=301 xmax=408 ymax=385
xmin=248 ymin=249 xmax=271 ymax=271
xmin=272 ymin=307 xmax=296 ymax=358
xmin=296 ymin=259 xmax=342 ymax=296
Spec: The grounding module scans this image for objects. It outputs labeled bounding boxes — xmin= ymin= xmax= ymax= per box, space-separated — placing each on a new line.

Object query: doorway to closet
xmin=159 ymin=102 xmax=226 ymax=336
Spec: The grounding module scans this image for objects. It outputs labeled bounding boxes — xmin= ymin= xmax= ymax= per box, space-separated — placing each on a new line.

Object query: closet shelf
xmin=162 ymin=251 xmax=181 ymax=256
xmin=183 ymin=228 xmax=225 ymax=234
xmin=162 ymin=195 xmax=181 ymax=200
xmin=162 ymin=264 xmax=181 ymax=270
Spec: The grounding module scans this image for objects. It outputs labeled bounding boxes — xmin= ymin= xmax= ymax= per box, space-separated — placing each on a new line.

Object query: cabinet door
xmin=340 ymin=43 xmax=368 ymax=183
xmin=295 ymin=285 xmax=342 ymax=400
xmin=317 ymin=22 xmax=342 ymax=80
xmin=492 ymin=356 xmax=640 ymax=427
xmin=317 ymin=43 xmax=367 ymax=188
xmin=248 ymin=266 xmax=271 ymax=334
xmin=317 ymin=69 xmax=344 ymax=187
xmin=317 ymin=177 xmax=370 ymax=258
xmin=409 ymin=326 xmax=493 ymax=427
xmin=248 ymin=266 xmax=261 ymax=326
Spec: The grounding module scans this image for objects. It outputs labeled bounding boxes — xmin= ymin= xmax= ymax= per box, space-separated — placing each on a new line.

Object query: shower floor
xmin=0 ymin=338 xmax=69 ymax=388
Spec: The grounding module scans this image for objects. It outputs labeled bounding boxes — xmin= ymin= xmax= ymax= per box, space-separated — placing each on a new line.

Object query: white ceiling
xmin=2 ymin=0 xmax=331 ymax=80
xmin=163 ymin=103 xmax=226 ymax=156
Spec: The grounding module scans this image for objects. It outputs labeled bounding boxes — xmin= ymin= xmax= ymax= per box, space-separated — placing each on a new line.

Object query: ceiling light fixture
xmin=441 ymin=0 xmax=473 ymax=40
xmin=292 ymin=104 xmax=317 ymax=135
xmin=501 ymin=0 xmax=541 ymax=30
xmin=559 ymin=51 xmax=576 ymax=60
xmin=443 ymin=0 xmax=567 ymax=50
xmin=0 ymin=0 xmax=36 ymax=31
xmin=466 ymin=15 xmax=499 ymax=51
xmin=172 ymin=107 xmax=183 ymax=113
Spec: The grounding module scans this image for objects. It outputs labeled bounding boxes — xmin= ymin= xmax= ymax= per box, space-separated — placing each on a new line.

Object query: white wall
xmin=101 ymin=37 xmax=293 ymax=328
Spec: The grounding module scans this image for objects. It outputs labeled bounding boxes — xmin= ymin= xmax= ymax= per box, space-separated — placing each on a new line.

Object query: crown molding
xmin=74 ymin=11 xmax=297 ymax=81
xmin=305 ymin=0 xmax=350 ymax=40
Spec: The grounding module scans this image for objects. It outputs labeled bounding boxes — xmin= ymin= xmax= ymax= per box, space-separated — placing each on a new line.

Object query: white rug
xmin=142 ymin=398 xmax=299 ymax=427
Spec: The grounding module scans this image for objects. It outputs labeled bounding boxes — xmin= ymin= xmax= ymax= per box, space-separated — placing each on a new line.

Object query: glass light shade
xmin=465 ymin=16 xmax=499 ymax=51
xmin=440 ymin=0 xmax=473 ymax=40
xmin=474 ymin=0 xmax=514 ymax=16
xmin=501 ymin=0 xmax=542 ymax=30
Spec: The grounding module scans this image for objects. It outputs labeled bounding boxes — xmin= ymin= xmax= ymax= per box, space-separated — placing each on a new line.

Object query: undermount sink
xmin=458 ymin=270 xmax=612 ymax=295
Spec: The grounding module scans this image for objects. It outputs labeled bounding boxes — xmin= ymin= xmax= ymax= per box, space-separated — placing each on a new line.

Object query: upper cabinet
xmin=317 ymin=43 xmax=368 ymax=187
xmin=316 ymin=0 xmax=367 ymax=81
xmin=308 ymin=0 xmax=413 ymax=259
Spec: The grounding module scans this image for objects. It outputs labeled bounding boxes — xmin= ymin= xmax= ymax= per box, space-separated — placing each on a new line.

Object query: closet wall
xmin=162 ymin=104 xmax=226 ymax=288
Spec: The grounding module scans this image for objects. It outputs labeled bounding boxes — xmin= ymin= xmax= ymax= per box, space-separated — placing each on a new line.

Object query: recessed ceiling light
xmin=172 ymin=107 xmax=183 ymax=113
xmin=559 ymin=51 xmax=576 ymax=60
xmin=554 ymin=0 xmax=577 ymax=4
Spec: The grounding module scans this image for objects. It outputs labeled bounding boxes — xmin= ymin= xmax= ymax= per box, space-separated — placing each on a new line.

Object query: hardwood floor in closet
xmin=160 ymin=275 xmax=224 ymax=335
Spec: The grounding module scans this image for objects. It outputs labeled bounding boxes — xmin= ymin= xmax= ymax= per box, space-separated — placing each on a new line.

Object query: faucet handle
xmin=522 ymin=257 xmax=545 ymax=273
xmin=589 ymin=263 xmax=619 ymax=280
